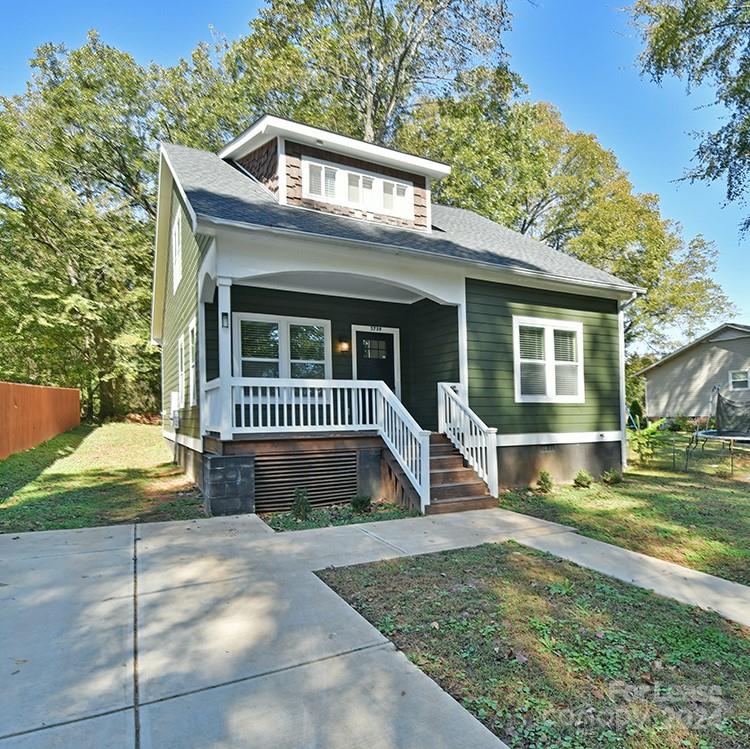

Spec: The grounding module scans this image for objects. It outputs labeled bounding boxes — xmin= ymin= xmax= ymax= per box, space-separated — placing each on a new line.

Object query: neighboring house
xmin=151 ymin=115 xmax=640 ymax=516
xmin=638 ymin=323 xmax=750 ymax=419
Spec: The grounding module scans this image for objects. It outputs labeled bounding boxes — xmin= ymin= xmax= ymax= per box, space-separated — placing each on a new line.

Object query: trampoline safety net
xmin=716 ymin=393 xmax=750 ymax=436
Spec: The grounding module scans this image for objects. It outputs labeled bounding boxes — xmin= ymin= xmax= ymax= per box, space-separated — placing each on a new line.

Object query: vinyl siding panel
xmin=466 ymin=278 xmax=621 ymax=434
xmin=160 ymin=191 xmax=203 ymax=439
xmin=644 ymin=336 xmax=750 ymax=417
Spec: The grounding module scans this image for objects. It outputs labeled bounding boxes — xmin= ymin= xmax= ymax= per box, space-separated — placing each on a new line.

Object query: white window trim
xmin=188 ymin=318 xmax=197 ymax=407
xmin=177 ymin=334 xmax=186 ymax=408
xmin=729 ymin=369 xmax=750 ymax=391
xmin=301 ymin=155 xmax=414 ymax=220
xmin=512 ymin=315 xmax=585 ymax=404
xmin=171 ymin=210 xmax=182 ymax=293
xmin=350 ymin=324 xmax=402 ymax=399
xmin=232 ymin=312 xmax=332 ymax=379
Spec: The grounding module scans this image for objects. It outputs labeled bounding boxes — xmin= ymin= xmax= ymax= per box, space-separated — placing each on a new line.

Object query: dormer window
xmin=302 ymin=156 xmax=413 ymax=220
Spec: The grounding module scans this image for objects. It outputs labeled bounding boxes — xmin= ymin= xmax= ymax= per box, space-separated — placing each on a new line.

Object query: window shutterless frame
xmin=177 ymin=334 xmax=186 ymax=408
xmin=301 ymin=155 xmax=414 ymax=220
xmin=232 ymin=312 xmax=332 ymax=379
xmin=729 ymin=369 xmax=750 ymax=390
xmin=512 ymin=315 xmax=585 ymax=404
xmin=188 ymin=318 xmax=197 ymax=406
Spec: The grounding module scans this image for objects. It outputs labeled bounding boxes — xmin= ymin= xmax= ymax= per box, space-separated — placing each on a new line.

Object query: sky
xmin=0 ymin=0 xmax=746 ymax=326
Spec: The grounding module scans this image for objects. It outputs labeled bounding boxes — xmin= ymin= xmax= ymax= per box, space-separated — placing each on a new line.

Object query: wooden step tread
xmin=426 ymin=496 xmax=498 ymax=514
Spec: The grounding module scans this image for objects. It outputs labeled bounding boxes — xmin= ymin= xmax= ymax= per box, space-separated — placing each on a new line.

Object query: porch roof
xmin=161 ymin=142 xmax=641 ymax=296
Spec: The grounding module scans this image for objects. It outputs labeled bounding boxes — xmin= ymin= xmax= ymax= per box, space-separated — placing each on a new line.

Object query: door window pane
xmin=363 ymin=338 xmax=387 ymax=359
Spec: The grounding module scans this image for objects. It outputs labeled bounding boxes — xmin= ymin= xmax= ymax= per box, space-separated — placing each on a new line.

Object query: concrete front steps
xmin=425 ymin=434 xmax=496 ymax=515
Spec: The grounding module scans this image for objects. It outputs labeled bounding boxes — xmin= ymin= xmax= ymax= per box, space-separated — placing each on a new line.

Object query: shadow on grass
xmin=0 ymin=425 xmax=97 ymax=503
xmin=0 ymin=466 xmax=203 ymax=533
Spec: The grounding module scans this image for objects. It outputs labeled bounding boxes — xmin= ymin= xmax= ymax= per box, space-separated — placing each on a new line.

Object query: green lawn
xmin=321 ymin=543 xmax=750 ymax=749
xmin=261 ymin=501 xmax=416 ymax=531
xmin=501 ymin=431 xmax=750 ymax=586
xmin=0 ymin=423 xmax=204 ymax=533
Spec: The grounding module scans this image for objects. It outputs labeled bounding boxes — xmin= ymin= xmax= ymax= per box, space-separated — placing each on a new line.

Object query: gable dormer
xmin=218 ymin=115 xmax=450 ymax=231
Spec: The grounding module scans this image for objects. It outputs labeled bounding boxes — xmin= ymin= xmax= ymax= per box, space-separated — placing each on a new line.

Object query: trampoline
xmin=686 ymin=388 xmax=750 ymax=474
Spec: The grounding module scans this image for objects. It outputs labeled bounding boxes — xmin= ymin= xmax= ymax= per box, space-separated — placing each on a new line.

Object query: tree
xmin=397 ymin=76 xmax=734 ymax=350
xmin=248 ymin=0 xmax=513 ymax=143
xmin=634 ymin=0 xmax=750 ymax=229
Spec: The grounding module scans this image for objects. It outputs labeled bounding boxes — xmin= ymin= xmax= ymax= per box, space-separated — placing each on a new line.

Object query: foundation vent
xmin=253 ymin=450 xmax=358 ymax=512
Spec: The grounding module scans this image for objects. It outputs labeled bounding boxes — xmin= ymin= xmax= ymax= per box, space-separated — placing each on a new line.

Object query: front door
xmin=354 ymin=328 xmax=398 ymax=395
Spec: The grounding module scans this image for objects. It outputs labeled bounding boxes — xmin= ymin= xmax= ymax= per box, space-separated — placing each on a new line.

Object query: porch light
xmin=221 ymin=312 xmax=229 ymax=329
xmin=337 ymin=337 xmax=350 ymax=353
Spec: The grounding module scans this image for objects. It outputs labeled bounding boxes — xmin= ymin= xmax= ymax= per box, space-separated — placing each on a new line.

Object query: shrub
xmin=291 ymin=487 xmax=312 ymax=521
xmin=536 ymin=470 xmax=553 ymax=494
xmin=601 ymin=468 xmax=622 ymax=485
xmin=629 ymin=399 xmax=643 ymax=424
xmin=350 ymin=495 xmax=372 ymax=513
xmin=629 ymin=428 xmax=655 ymax=464
xmin=573 ymin=469 xmax=593 ymax=488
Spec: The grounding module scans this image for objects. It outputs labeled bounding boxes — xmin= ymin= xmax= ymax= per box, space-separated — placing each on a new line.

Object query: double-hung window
xmin=234 ymin=313 xmax=331 ymax=380
xmin=730 ymin=370 xmax=749 ymax=391
xmin=171 ymin=211 xmax=182 ymax=293
xmin=513 ymin=316 xmax=585 ymax=403
xmin=302 ymin=157 xmax=413 ymax=219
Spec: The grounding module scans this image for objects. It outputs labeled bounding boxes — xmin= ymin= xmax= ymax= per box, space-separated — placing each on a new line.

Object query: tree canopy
xmin=635 ymin=0 xmax=750 ymax=230
xmin=397 ymin=74 xmax=734 ymax=348
xmin=0 ymin=4 xmax=737 ymax=417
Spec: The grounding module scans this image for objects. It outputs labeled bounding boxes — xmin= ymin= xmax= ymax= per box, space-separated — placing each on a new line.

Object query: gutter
xmin=195 ymin=212 xmax=645 ymax=299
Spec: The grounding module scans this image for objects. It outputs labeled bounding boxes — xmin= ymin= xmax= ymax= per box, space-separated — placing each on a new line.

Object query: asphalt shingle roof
xmin=163 ymin=142 xmax=639 ymax=292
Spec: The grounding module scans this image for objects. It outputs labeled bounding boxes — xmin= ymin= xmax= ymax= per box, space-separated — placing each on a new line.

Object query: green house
xmin=151 ymin=115 xmax=640 ymax=515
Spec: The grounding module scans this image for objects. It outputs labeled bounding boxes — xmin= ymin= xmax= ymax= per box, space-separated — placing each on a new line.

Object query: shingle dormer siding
xmin=284 ymin=140 xmax=429 ymax=229
xmin=237 ymin=138 xmax=278 ymax=195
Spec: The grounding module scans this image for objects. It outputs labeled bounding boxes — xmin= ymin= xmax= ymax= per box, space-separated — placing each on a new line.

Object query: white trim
xmin=188 ymin=317 xmax=197 ymax=407
xmin=218 ymin=114 xmax=451 ymax=178
xmin=161 ymin=146 xmax=197 ymax=231
xmin=457 ymin=288 xmax=469 ymax=401
xmin=277 ymin=136 xmax=287 ymax=205
xmin=233 ymin=312 xmax=333 ymax=380
xmin=351 ymin=324 xmax=402 ymax=399
xmin=424 ymin=176 xmax=432 ymax=233
xmin=729 ymin=369 xmax=750 ymax=391
xmin=162 ymin=428 xmax=203 ymax=452
xmin=301 ymin=155 xmax=414 ymax=220
xmin=617 ymin=301 xmax=628 ymax=468
xmin=171 ymin=210 xmax=182 ymax=293
xmin=196 ymin=213 xmax=643 ymax=300
xmin=512 ymin=315 xmax=585 ymax=404
xmin=497 ymin=431 xmax=623 ymax=447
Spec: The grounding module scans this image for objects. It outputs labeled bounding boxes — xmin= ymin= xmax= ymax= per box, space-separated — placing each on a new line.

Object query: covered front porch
xmin=195 ymin=270 xmax=497 ymax=513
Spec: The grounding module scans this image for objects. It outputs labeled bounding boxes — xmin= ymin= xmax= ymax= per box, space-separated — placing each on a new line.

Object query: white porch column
xmin=217 ymin=276 xmax=233 ymax=440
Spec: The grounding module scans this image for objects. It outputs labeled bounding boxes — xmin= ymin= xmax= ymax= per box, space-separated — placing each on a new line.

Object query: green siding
xmin=160 ymin=191 xmax=202 ymax=439
xmin=202 ymin=285 xmax=459 ymax=429
xmin=466 ymin=278 xmax=621 ymax=434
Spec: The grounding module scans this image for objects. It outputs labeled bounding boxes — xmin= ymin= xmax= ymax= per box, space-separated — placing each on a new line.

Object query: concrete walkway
xmin=2 ymin=508 xmax=749 ymax=748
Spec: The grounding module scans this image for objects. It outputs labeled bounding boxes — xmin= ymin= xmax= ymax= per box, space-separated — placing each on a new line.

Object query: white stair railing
xmin=437 ymin=382 xmax=498 ymax=496
xmin=229 ymin=378 xmax=431 ymax=512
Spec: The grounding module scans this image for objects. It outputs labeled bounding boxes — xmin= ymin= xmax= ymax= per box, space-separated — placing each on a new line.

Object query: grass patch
xmin=321 ymin=543 xmax=750 ymax=748
xmin=501 ymin=432 xmax=750 ymax=586
xmin=262 ymin=500 xmax=416 ymax=531
xmin=0 ymin=423 xmax=204 ymax=533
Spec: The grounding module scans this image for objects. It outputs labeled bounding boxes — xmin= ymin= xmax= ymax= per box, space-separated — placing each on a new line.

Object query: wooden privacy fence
xmin=0 ymin=382 xmax=80 ymax=460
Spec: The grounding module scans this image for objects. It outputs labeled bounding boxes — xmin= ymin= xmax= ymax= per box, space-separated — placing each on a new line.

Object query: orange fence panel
xmin=0 ymin=382 xmax=81 ymax=460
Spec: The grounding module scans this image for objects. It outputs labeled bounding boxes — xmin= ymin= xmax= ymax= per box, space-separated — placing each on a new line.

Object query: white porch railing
xmin=213 ymin=378 xmax=431 ymax=512
xmin=437 ymin=382 xmax=498 ymax=496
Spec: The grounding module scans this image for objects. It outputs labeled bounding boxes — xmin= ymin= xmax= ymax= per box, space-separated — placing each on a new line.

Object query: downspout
xmin=617 ymin=292 xmax=638 ymax=469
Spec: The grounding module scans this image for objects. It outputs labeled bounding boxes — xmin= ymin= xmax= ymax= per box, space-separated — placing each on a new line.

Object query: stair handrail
xmin=437 ymin=382 xmax=498 ymax=496
xmin=375 ymin=381 xmax=431 ymax=513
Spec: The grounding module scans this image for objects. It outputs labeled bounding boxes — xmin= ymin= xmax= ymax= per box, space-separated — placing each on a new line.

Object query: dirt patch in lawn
xmin=320 ymin=543 xmax=750 ymax=748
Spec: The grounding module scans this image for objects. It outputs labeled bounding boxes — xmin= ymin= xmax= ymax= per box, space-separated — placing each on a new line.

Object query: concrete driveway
xmin=3 ymin=511 xmax=572 ymax=748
